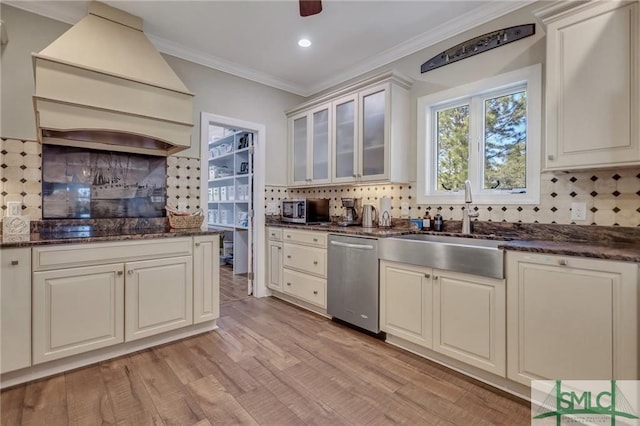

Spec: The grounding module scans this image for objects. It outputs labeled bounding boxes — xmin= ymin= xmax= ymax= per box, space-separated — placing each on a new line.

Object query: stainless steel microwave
xmin=281 ymin=199 xmax=330 ymax=224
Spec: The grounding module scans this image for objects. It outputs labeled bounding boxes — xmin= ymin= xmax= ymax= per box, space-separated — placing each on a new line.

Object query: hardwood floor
xmin=220 ymin=264 xmax=250 ymax=304
xmin=1 ymin=297 xmax=531 ymax=425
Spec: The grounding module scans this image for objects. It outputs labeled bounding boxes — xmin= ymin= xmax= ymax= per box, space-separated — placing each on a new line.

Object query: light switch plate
xmin=266 ymin=202 xmax=278 ymax=214
xmin=571 ymin=202 xmax=587 ymax=221
xmin=6 ymin=201 xmax=21 ymax=217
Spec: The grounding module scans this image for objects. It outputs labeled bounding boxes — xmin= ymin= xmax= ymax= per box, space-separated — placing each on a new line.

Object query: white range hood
xmin=33 ymin=2 xmax=194 ymax=156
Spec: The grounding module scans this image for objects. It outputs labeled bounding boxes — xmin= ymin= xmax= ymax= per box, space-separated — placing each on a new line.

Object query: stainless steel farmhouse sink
xmin=378 ymin=234 xmax=504 ymax=279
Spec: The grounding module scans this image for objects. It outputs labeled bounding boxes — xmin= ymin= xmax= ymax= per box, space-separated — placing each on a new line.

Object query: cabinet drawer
xmin=268 ymin=227 xmax=282 ymax=241
xmin=33 ymin=238 xmax=193 ymax=271
xmin=283 ymin=268 xmax=326 ymax=308
xmin=282 ymin=229 xmax=326 ymax=247
xmin=283 ymin=244 xmax=326 ymax=277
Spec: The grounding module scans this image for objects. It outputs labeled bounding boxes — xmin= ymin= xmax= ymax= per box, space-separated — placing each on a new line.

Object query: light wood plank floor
xmin=1 ymin=297 xmax=530 ymax=425
xmin=220 ymin=264 xmax=250 ymax=304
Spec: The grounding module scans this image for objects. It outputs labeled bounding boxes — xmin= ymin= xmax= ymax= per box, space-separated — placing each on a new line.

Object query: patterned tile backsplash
xmin=265 ymin=169 xmax=640 ymax=227
xmin=1 ymin=138 xmax=202 ymax=221
xmin=2 ymin=138 xmax=639 ymax=227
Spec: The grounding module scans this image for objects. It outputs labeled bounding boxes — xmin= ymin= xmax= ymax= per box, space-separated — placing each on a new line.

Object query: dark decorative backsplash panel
xmin=1 ymin=138 xmax=202 ymax=220
xmin=41 ymin=145 xmax=166 ymax=219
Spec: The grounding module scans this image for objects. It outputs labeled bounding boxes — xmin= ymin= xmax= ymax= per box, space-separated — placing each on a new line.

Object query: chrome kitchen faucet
xmin=462 ymin=180 xmax=479 ymax=234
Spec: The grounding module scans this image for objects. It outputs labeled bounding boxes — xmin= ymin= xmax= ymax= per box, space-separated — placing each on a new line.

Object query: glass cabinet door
xmin=333 ymin=95 xmax=357 ymax=182
xmin=360 ymin=88 xmax=387 ymax=180
xmin=292 ymin=115 xmax=308 ymax=184
xmin=311 ymin=107 xmax=330 ymax=183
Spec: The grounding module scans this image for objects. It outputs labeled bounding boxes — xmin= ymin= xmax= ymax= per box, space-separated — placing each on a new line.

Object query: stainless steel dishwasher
xmin=327 ymin=234 xmax=380 ymax=334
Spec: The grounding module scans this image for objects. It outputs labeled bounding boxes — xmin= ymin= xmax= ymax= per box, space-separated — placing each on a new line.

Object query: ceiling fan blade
xmin=300 ymin=0 xmax=322 ymax=17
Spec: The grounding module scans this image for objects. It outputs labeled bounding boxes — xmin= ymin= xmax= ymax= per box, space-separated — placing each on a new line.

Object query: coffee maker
xmin=337 ymin=198 xmax=361 ymax=226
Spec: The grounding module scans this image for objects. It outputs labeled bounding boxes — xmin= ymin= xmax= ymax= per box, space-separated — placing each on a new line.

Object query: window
xmin=417 ymin=64 xmax=541 ymax=205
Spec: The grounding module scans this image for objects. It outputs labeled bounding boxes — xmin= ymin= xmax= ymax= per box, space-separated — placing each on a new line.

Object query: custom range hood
xmin=33 ymin=2 xmax=194 ymax=156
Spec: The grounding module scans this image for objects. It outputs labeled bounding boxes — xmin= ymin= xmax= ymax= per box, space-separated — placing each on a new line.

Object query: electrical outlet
xmin=266 ymin=202 xmax=278 ymax=214
xmin=6 ymin=202 xmax=21 ymax=217
xmin=571 ymin=202 xmax=587 ymax=221
xmin=400 ymin=202 xmax=410 ymax=217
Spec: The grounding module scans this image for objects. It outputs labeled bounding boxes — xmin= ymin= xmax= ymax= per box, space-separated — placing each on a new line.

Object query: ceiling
xmin=5 ymin=0 xmax=534 ymax=97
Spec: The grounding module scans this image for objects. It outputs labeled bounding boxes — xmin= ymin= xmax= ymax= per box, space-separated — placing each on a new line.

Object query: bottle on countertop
xmin=422 ymin=211 xmax=432 ymax=231
xmin=433 ymin=213 xmax=443 ymax=232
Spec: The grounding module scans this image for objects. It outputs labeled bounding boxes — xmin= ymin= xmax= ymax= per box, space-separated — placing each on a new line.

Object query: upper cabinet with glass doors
xmin=289 ymin=105 xmax=331 ymax=186
xmin=287 ymin=71 xmax=411 ymax=187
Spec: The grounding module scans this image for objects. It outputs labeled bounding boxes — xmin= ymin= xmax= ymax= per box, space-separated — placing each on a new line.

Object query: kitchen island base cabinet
xmin=380 ymin=261 xmax=433 ymax=348
xmin=125 ymin=257 xmax=193 ymax=342
xmin=506 ymin=252 xmax=639 ymax=385
xmin=33 ymin=264 xmax=125 ymax=364
xmin=0 ymin=248 xmax=32 ymax=373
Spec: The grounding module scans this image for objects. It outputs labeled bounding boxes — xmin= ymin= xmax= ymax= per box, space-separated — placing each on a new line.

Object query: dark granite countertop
xmin=1 ymin=220 xmax=225 ymax=248
xmin=266 ymin=221 xmax=640 ymax=263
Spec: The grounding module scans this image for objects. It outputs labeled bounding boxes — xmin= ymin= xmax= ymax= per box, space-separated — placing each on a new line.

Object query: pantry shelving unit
xmin=206 ymin=129 xmax=253 ymax=274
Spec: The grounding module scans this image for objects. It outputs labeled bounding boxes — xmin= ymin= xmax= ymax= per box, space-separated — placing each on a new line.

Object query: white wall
xmin=0 ymin=4 xmax=302 ymax=185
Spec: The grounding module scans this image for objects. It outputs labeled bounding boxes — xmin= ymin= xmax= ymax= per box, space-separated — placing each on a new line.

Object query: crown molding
xmin=305 ymin=0 xmax=537 ymax=95
xmin=146 ymin=34 xmax=309 ymax=96
xmin=4 ymin=0 xmax=537 ymax=98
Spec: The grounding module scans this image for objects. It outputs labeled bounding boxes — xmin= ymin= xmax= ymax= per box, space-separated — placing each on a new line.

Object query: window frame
xmin=417 ymin=64 xmax=541 ymax=205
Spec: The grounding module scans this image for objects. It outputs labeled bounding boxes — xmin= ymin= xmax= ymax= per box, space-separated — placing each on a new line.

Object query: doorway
xmin=200 ymin=113 xmax=267 ymax=301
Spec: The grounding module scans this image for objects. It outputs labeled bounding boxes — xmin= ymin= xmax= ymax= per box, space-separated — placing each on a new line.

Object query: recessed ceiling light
xmin=298 ymin=38 xmax=311 ymax=48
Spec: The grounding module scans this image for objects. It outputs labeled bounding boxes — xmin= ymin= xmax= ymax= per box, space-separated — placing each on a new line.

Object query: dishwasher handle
xmin=330 ymin=240 xmax=375 ymax=250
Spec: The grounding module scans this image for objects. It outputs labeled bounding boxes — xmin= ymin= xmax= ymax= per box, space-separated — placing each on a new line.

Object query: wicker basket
xmin=168 ymin=211 xmax=204 ymax=229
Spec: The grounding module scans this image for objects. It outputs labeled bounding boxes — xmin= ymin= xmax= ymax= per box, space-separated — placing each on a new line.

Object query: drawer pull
xmin=10 ymin=260 xmax=19 ymax=266
xmin=287 ymin=255 xmax=292 ymax=259
xmin=277 ymin=246 xmax=282 ymax=250
xmin=424 ymin=273 xmax=430 ymax=278
xmin=558 ymin=259 xmax=568 ymax=266
xmin=117 ymin=271 xmax=123 ymax=276
xmin=434 ymin=276 xmax=439 ymax=280
xmin=287 ymin=235 xmax=291 ymax=238
xmin=195 ymin=242 xmax=201 ymax=247
xmin=128 ymin=270 xmax=134 ymax=275
xmin=287 ymin=282 xmax=291 ymax=286
xmin=313 ymin=260 xmax=318 ymax=265
xmin=313 ymin=238 xmax=318 ymax=242
xmin=313 ymin=290 xmax=318 ymax=295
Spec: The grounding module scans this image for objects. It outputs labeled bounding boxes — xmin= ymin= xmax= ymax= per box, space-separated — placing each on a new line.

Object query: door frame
xmin=200 ymin=112 xmax=268 ymax=298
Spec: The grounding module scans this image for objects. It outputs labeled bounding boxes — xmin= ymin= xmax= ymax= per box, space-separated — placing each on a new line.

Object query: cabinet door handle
xmin=424 ymin=273 xmax=430 ymax=278
xmin=277 ymin=246 xmax=282 ymax=250
xmin=195 ymin=242 xmax=201 ymax=247
xmin=558 ymin=259 xmax=568 ymax=266
xmin=117 ymin=271 xmax=123 ymax=276
xmin=128 ymin=270 xmax=134 ymax=275
xmin=286 ymin=235 xmax=291 ymax=238
xmin=313 ymin=260 xmax=318 ymax=265
xmin=548 ymin=154 xmax=554 ymax=161
xmin=10 ymin=260 xmax=19 ymax=266
xmin=434 ymin=276 xmax=439 ymax=280
xmin=287 ymin=282 xmax=291 ymax=286
xmin=287 ymin=255 xmax=292 ymax=259
xmin=313 ymin=238 xmax=318 ymax=242
xmin=313 ymin=290 xmax=318 ymax=295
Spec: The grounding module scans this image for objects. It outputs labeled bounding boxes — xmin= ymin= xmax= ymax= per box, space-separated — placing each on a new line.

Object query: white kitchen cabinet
xmin=267 ymin=227 xmax=283 ymax=292
xmin=193 ymin=235 xmax=220 ymax=324
xmin=540 ymin=0 xmax=640 ymax=170
xmin=33 ymin=263 xmax=125 ymax=364
xmin=379 ymin=260 xmax=433 ymax=348
xmin=432 ymin=270 xmax=506 ymax=377
xmin=506 ymin=251 xmax=639 ymax=385
xmin=289 ymin=104 xmax=332 ymax=186
xmin=272 ymin=228 xmax=327 ymax=310
xmin=125 ymin=256 xmax=193 ymax=341
xmin=287 ymin=71 xmax=411 ymax=186
xmin=1 ymin=248 xmax=32 ymax=373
